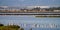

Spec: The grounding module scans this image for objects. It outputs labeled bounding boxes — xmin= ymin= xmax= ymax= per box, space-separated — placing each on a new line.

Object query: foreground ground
xmin=0 ymin=24 xmax=24 ymax=30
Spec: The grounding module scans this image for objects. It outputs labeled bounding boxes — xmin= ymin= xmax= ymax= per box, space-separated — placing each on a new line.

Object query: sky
xmin=0 ymin=0 xmax=60 ymax=7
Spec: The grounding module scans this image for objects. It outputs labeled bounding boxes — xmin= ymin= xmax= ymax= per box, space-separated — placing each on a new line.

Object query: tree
xmin=32 ymin=7 xmax=40 ymax=10
xmin=0 ymin=24 xmax=4 ymax=26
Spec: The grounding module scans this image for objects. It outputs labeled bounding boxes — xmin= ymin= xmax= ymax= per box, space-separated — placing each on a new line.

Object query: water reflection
xmin=0 ymin=15 xmax=60 ymax=28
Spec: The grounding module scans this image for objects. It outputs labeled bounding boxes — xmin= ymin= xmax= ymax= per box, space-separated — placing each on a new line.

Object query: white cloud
xmin=0 ymin=6 xmax=8 ymax=8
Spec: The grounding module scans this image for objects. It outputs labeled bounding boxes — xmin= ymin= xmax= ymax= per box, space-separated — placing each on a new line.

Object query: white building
xmin=27 ymin=6 xmax=50 ymax=9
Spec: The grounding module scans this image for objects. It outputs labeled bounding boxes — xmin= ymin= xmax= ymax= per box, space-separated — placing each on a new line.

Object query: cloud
xmin=0 ymin=6 xmax=8 ymax=8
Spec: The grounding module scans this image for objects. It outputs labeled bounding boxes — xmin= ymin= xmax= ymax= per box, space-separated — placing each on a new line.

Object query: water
xmin=0 ymin=15 xmax=60 ymax=30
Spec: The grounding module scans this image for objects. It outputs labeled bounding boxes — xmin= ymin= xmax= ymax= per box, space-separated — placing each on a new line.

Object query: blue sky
xmin=0 ymin=0 xmax=60 ymax=6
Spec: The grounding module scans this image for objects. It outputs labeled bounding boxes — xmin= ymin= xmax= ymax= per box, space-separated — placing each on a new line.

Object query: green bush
xmin=8 ymin=25 xmax=20 ymax=28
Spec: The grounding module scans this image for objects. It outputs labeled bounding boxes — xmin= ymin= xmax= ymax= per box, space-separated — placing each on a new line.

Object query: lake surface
xmin=0 ymin=15 xmax=60 ymax=30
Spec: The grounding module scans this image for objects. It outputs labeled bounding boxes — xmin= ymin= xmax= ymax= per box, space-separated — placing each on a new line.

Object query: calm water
xmin=0 ymin=15 xmax=60 ymax=30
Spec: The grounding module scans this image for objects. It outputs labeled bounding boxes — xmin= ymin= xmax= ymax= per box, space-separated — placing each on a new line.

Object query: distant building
xmin=27 ymin=6 xmax=50 ymax=9
xmin=54 ymin=10 xmax=60 ymax=12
